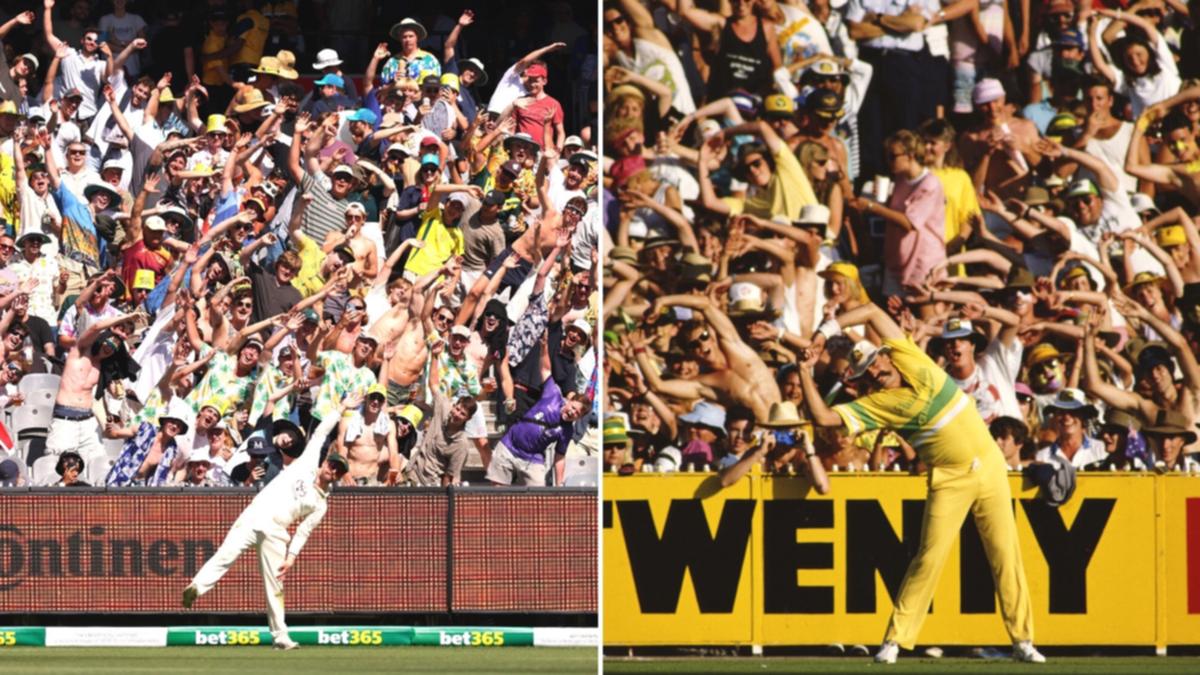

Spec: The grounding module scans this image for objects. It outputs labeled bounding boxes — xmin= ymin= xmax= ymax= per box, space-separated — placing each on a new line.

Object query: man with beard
xmin=634 ymin=289 xmax=782 ymax=424
xmin=46 ymin=310 xmax=140 ymax=458
xmin=42 ymin=2 xmax=107 ymax=124
xmin=798 ymin=302 xmax=1043 ymax=664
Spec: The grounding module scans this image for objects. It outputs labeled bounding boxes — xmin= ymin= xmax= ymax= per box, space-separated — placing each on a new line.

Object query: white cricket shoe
xmin=1012 ymin=641 xmax=1046 ymax=663
xmin=874 ymin=641 xmax=899 ymax=664
xmin=273 ymin=639 xmax=300 ymax=651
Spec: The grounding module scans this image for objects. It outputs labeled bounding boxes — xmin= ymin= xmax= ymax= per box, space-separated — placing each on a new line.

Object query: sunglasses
xmin=743 ymin=158 xmax=766 ymax=170
xmin=68 ymin=149 xmax=87 ymax=156
xmin=348 ymin=303 xmax=366 ymax=311
xmin=0 ymin=244 xmax=13 ymax=252
xmin=345 ymin=214 xmax=365 ymax=222
xmin=687 ymin=331 xmax=712 ymax=350
xmin=435 ymin=314 xmax=453 ymax=323
xmin=237 ymin=300 xmax=253 ymax=309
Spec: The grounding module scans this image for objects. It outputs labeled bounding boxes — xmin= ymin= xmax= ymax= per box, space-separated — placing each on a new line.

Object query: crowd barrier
xmin=0 ymin=487 xmax=597 ymax=615
xmin=603 ymin=472 xmax=1200 ymax=648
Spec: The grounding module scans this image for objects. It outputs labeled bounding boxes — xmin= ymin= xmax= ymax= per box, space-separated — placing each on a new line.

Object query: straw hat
xmin=758 ymin=401 xmax=806 ymax=429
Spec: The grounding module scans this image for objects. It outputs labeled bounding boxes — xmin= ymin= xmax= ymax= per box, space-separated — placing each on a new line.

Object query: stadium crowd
xmin=600 ymin=0 xmax=1200 ymax=481
xmin=0 ymin=1 xmax=600 ymax=489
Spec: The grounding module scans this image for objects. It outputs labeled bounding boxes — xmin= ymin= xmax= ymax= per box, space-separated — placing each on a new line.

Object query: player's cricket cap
xmin=325 ymin=451 xmax=350 ymax=473
xmin=845 ymin=340 xmax=892 ymax=381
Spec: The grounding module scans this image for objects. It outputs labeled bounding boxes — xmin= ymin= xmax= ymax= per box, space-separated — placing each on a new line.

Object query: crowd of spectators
xmin=0 ymin=0 xmax=599 ymax=489
xmin=601 ymin=0 xmax=1200 ymax=480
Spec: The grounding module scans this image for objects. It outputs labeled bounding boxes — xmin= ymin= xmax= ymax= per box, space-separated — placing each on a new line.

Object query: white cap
xmin=446 ymin=191 xmax=471 ymax=207
xmin=796 ymin=203 xmax=831 ymax=226
xmin=563 ymin=135 xmax=583 ymax=148
xmin=142 ymin=215 xmax=167 ymax=232
xmin=1130 ymin=193 xmax=1159 ymax=214
xmin=101 ymin=158 xmax=125 ymax=173
xmin=729 ymin=281 xmax=763 ymax=304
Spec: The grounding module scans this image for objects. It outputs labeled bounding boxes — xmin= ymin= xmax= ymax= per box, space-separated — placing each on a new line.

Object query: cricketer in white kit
xmin=181 ymin=394 xmax=361 ymax=650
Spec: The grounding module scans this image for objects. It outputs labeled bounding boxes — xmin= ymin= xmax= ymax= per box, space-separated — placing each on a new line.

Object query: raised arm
xmin=0 ymin=10 xmax=34 ymax=40
xmin=42 ymin=0 xmax=64 ymax=53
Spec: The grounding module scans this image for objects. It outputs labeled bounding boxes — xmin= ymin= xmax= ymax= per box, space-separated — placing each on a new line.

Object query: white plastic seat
xmin=18 ymin=374 xmax=60 ymax=407
xmin=10 ymin=403 xmax=52 ymax=437
xmin=562 ymin=455 xmax=598 ymax=487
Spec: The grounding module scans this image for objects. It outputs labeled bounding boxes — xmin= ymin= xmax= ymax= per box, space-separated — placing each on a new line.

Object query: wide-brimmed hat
xmin=503 ymin=132 xmax=540 ymax=152
xmin=271 ymin=418 xmax=306 ymax=450
xmin=1101 ymin=408 xmax=1141 ymax=431
xmin=679 ymin=401 xmax=727 ymax=437
xmin=727 ymin=282 xmax=779 ymax=320
xmin=929 ymin=317 xmax=989 ymax=355
xmin=83 ymin=180 xmax=120 ymax=204
xmin=250 ymin=56 xmax=282 ymax=77
xmin=390 ymin=17 xmax=428 ymax=41
xmin=459 ymin=58 xmax=488 ymax=86
xmin=274 ymin=50 xmax=299 ymax=79
xmin=1124 ymin=271 xmax=1167 ymax=295
xmin=795 ymin=204 xmax=831 ymax=229
xmin=845 ymin=340 xmax=892 ymax=381
xmin=759 ymin=401 xmax=806 ymax=429
xmin=232 ymin=88 xmax=270 ymax=114
xmin=1142 ymin=410 xmax=1198 ymax=444
xmin=159 ymin=204 xmax=195 ymax=230
xmin=396 ymin=404 xmax=424 ymax=428
xmin=160 ymin=398 xmax=196 ymax=436
xmin=609 ymin=245 xmax=639 ymax=268
xmin=1044 ymin=388 xmax=1098 ymax=418
xmin=312 ymin=48 xmax=344 ymax=70
xmin=15 ymin=231 xmax=50 ymax=248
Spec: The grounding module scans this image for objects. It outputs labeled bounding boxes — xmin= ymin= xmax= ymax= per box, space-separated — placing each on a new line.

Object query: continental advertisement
xmin=604 ymin=472 xmax=1200 ymax=647
xmin=0 ymin=488 xmax=596 ymax=615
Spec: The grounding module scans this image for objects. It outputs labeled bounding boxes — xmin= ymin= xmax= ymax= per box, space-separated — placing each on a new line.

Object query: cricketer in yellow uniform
xmin=807 ymin=304 xmax=1035 ymax=657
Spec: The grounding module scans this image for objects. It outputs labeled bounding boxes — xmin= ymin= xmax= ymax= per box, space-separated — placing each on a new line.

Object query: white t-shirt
xmin=952 ymin=336 xmax=1023 ymax=423
xmin=777 ymin=5 xmax=834 ymax=65
xmin=614 ymin=38 xmax=696 ymax=114
xmin=1084 ymin=122 xmax=1137 ymax=195
xmin=1112 ymin=34 xmax=1181 ymax=117
xmin=56 ymin=49 xmax=107 ymax=119
xmin=486 ymin=64 xmax=527 ymax=115
xmin=98 ymin=13 xmax=147 ymax=76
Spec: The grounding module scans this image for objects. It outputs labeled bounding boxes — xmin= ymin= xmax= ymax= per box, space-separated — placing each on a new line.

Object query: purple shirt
xmin=501 ymin=378 xmax=572 ymax=463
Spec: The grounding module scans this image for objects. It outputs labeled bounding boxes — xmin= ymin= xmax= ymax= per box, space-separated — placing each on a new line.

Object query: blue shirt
xmin=106 ymin=422 xmax=177 ymax=486
xmin=55 ymin=184 xmax=105 ymax=269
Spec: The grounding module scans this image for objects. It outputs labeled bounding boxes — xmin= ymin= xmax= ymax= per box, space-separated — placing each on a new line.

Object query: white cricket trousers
xmin=191 ymin=523 xmax=291 ymax=643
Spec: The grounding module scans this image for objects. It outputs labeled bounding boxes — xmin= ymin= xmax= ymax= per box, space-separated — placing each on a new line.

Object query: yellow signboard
xmin=604 ymin=472 xmax=1182 ymax=646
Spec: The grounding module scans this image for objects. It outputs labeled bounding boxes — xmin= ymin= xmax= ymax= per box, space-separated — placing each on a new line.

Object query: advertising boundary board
xmin=603 ymin=472 xmax=1200 ymax=648
xmin=0 ymin=626 xmax=598 ymax=647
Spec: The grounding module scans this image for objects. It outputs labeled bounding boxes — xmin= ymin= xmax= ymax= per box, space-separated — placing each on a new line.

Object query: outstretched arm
xmin=42 ymin=0 xmax=64 ymax=53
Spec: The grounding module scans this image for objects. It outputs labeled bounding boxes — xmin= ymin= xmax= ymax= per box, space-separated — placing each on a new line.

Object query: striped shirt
xmin=300 ymin=171 xmax=349 ymax=245
xmin=833 ymin=336 xmax=992 ymax=467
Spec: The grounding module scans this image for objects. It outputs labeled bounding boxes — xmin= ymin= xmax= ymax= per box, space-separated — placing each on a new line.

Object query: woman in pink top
xmin=849 ymin=130 xmax=946 ymax=304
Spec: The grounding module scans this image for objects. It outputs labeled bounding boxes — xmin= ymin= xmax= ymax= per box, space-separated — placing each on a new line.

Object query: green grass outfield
xmin=605 ymin=656 xmax=1200 ymax=674
xmin=0 ymin=646 xmax=596 ymax=674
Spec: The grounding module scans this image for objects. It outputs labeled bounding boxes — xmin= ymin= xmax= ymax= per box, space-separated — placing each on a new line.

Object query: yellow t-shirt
xmin=833 ymin=336 xmax=992 ymax=467
xmin=200 ymin=31 xmax=228 ymax=86
xmin=0 ymin=154 xmax=17 ymax=230
xmin=404 ymin=205 xmax=465 ymax=277
xmin=722 ymin=144 xmax=817 ymax=220
xmin=232 ymin=10 xmax=269 ymax=67
xmin=291 ymin=231 xmax=325 ymax=297
xmin=933 ymin=166 xmax=979 ymax=245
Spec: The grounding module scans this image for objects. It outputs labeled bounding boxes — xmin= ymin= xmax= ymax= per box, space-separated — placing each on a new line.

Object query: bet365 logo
xmin=439 ymin=630 xmax=505 ymax=646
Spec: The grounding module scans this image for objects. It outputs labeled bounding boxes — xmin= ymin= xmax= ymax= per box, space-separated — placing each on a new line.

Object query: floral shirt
xmin=312 ymin=350 xmax=377 ymax=422
xmin=381 ymin=50 xmax=440 ymax=84
xmin=436 ymin=350 xmax=481 ymax=399
xmin=8 ymin=256 xmax=59 ymax=324
xmin=185 ymin=343 xmax=260 ymax=415
xmin=106 ymin=422 xmax=177 ymax=486
xmin=249 ymin=363 xmax=295 ymax=426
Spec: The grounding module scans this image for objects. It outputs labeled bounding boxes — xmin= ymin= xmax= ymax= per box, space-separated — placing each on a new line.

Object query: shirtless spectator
xmin=336 ymin=383 xmax=400 ymax=485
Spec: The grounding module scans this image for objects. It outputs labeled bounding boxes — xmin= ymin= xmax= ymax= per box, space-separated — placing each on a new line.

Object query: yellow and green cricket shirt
xmin=832 ymin=336 xmax=993 ymax=467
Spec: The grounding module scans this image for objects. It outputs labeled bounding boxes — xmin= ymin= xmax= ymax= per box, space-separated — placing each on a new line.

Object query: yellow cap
xmin=367 ymin=383 xmax=387 ymax=399
xmin=763 ymin=94 xmax=794 ymax=118
xmin=440 ymin=73 xmax=460 ymax=92
xmin=1155 ymin=224 xmax=1187 ymax=248
xmin=132 ymin=269 xmax=156 ymax=291
xmin=1125 ymin=271 xmax=1164 ymax=292
xmin=818 ymin=261 xmax=869 ymax=303
xmin=205 ymin=114 xmax=228 ymax=134
xmin=0 ymin=100 xmax=21 ymax=116
xmin=158 ymin=89 xmax=175 ymax=104
xmin=397 ymin=404 xmax=424 ymax=427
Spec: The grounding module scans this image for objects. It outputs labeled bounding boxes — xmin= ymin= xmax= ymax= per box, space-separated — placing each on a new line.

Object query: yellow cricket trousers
xmin=884 ymin=451 xmax=1034 ymax=648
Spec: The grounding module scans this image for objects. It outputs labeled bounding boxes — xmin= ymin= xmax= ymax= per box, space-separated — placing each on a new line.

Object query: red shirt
xmin=121 ymin=240 xmax=172 ymax=296
xmin=512 ymin=95 xmax=563 ymax=145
